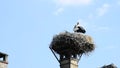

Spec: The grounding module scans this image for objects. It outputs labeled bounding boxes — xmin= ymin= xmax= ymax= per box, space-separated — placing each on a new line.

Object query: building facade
xmin=0 ymin=52 xmax=8 ymax=68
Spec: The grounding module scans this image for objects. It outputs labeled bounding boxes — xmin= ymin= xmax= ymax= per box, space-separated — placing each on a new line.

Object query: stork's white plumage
xmin=73 ymin=22 xmax=86 ymax=33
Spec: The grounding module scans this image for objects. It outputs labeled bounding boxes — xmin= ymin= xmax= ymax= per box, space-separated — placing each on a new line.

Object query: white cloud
xmin=87 ymin=3 xmax=110 ymax=19
xmin=92 ymin=26 xmax=109 ymax=32
xmin=53 ymin=0 xmax=93 ymax=16
xmin=117 ymin=1 xmax=120 ymax=5
xmin=106 ymin=45 xmax=117 ymax=50
xmin=96 ymin=4 xmax=110 ymax=16
xmin=101 ymin=44 xmax=119 ymax=51
xmin=88 ymin=13 xmax=94 ymax=19
xmin=77 ymin=19 xmax=110 ymax=33
xmin=54 ymin=0 xmax=93 ymax=6
xmin=54 ymin=8 xmax=64 ymax=15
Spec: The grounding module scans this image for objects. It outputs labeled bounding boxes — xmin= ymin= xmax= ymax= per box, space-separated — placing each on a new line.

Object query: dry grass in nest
xmin=101 ymin=64 xmax=117 ymax=68
xmin=50 ymin=31 xmax=95 ymax=55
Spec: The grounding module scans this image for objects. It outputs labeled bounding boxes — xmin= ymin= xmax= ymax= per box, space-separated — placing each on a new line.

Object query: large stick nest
xmin=101 ymin=64 xmax=117 ymax=68
xmin=50 ymin=31 xmax=95 ymax=55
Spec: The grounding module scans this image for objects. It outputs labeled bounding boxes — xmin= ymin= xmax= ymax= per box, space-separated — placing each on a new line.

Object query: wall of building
xmin=0 ymin=62 xmax=7 ymax=68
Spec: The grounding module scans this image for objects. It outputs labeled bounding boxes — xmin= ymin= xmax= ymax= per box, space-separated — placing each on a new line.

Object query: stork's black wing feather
xmin=78 ymin=26 xmax=86 ymax=33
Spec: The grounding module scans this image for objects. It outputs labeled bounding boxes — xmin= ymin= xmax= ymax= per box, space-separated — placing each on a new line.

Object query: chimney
xmin=60 ymin=58 xmax=78 ymax=68
xmin=0 ymin=52 xmax=8 ymax=68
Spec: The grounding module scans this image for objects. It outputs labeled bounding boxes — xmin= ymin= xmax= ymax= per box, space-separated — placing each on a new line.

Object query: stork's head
xmin=77 ymin=22 xmax=79 ymax=25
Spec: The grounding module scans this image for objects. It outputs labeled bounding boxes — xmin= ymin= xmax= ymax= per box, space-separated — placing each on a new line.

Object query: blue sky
xmin=0 ymin=0 xmax=120 ymax=68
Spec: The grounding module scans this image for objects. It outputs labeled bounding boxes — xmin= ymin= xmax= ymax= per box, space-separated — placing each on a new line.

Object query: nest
xmin=101 ymin=64 xmax=117 ymax=68
xmin=50 ymin=31 xmax=95 ymax=55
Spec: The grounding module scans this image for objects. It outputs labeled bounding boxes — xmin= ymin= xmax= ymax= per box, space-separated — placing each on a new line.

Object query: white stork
xmin=73 ymin=22 xmax=86 ymax=33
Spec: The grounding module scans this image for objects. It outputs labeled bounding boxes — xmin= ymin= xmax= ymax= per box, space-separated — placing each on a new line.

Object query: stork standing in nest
xmin=73 ymin=22 xmax=86 ymax=33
